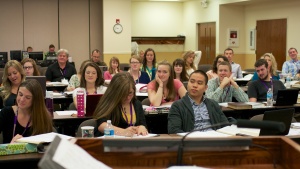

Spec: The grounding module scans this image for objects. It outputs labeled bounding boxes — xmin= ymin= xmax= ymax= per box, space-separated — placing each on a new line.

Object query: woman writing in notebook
xmin=21 ymin=58 xmax=40 ymax=76
xmin=141 ymin=48 xmax=157 ymax=80
xmin=0 ymin=79 xmax=53 ymax=143
xmin=128 ymin=55 xmax=150 ymax=84
xmin=0 ymin=60 xmax=26 ymax=108
xmin=147 ymin=60 xmax=187 ymax=106
xmin=72 ymin=62 xmax=107 ymax=109
xmin=93 ymin=72 xmax=148 ymax=137
xmin=103 ymin=56 xmax=121 ymax=80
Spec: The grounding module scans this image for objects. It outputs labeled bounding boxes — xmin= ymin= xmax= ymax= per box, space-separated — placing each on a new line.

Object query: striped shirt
xmin=282 ymin=60 xmax=300 ymax=77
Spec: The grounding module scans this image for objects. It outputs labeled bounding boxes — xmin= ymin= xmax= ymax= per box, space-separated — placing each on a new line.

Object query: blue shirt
xmin=188 ymin=95 xmax=212 ymax=131
xmin=282 ymin=60 xmax=300 ymax=77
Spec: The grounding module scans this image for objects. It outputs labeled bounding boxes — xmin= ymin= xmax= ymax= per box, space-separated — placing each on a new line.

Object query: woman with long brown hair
xmin=93 ymin=72 xmax=148 ymax=137
xmin=172 ymin=58 xmax=189 ymax=82
xmin=103 ymin=56 xmax=121 ymax=80
xmin=21 ymin=58 xmax=40 ymax=76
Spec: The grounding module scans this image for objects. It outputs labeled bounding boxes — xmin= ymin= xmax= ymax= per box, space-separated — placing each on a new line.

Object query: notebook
xmin=26 ymin=76 xmax=46 ymax=97
xmin=259 ymin=108 xmax=294 ymax=136
xmin=274 ymin=89 xmax=299 ymax=106
xmin=86 ymin=94 xmax=103 ymax=117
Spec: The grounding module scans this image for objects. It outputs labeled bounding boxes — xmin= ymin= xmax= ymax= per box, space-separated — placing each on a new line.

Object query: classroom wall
xmin=0 ymin=0 xmax=103 ymax=71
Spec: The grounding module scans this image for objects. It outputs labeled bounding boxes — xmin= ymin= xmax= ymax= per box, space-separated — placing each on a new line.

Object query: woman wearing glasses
xmin=21 ymin=58 xmax=40 ymax=76
xmin=128 ymin=55 xmax=150 ymax=84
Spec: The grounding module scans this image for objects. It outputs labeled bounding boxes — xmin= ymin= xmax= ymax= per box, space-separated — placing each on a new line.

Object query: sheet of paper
xmin=136 ymin=92 xmax=148 ymax=96
xmin=98 ymin=133 xmax=158 ymax=138
xmin=53 ymin=137 xmax=111 ymax=169
xmin=168 ymin=166 xmax=210 ymax=169
xmin=56 ymin=110 xmax=77 ymax=116
xmin=16 ymin=132 xmax=73 ymax=144
xmin=218 ymin=103 xmax=228 ymax=107
xmin=288 ymin=128 xmax=300 ymax=135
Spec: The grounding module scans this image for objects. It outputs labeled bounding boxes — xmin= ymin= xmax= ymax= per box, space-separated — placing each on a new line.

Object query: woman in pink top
xmin=147 ymin=60 xmax=187 ymax=106
xmin=103 ymin=56 xmax=121 ymax=80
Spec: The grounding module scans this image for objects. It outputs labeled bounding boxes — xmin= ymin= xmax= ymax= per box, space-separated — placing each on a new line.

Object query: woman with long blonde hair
xmin=0 ymin=60 xmax=26 ymax=108
xmin=183 ymin=50 xmax=202 ymax=76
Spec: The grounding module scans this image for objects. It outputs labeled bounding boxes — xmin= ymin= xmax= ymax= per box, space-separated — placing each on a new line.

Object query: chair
xmin=68 ymin=102 xmax=77 ymax=110
xmin=76 ymin=119 xmax=97 ymax=137
xmin=182 ymin=81 xmax=188 ymax=90
xmin=119 ymin=63 xmax=130 ymax=71
xmin=198 ymin=64 xmax=212 ymax=73
xmin=142 ymin=98 xmax=151 ymax=106
xmin=39 ymin=67 xmax=48 ymax=76
xmin=250 ymin=114 xmax=297 ymax=123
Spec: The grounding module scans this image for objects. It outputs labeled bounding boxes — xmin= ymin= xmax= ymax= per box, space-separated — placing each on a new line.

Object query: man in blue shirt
xmin=224 ymin=48 xmax=243 ymax=78
xmin=282 ymin=47 xmax=300 ymax=77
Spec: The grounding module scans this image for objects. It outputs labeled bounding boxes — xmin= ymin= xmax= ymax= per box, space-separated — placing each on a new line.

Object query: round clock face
xmin=113 ymin=24 xmax=123 ymax=34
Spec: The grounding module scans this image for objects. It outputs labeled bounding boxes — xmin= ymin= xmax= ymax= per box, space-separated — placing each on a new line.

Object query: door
xmin=197 ymin=22 xmax=216 ymax=65
xmin=256 ymin=19 xmax=287 ymax=70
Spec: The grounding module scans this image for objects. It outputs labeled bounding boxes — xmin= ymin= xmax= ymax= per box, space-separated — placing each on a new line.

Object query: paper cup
xmin=81 ymin=126 xmax=94 ymax=138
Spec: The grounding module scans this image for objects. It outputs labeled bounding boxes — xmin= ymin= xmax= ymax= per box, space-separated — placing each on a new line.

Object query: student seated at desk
xmin=21 ymin=58 xmax=40 ymax=76
xmin=73 ymin=62 xmax=107 ymax=109
xmin=206 ymin=61 xmax=249 ymax=103
xmin=0 ymin=79 xmax=53 ymax=143
xmin=0 ymin=60 xmax=26 ymax=108
xmin=128 ymin=55 xmax=150 ymax=84
xmin=67 ymin=60 xmax=90 ymax=91
xmin=248 ymin=59 xmax=285 ymax=102
xmin=168 ymin=70 xmax=229 ymax=134
xmin=93 ymin=72 xmax=148 ymax=137
xmin=103 ymin=56 xmax=121 ymax=80
xmin=206 ymin=55 xmax=229 ymax=80
xmin=147 ymin=60 xmax=187 ymax=106
xmin=251 ymin=53 xmax=280 ymax=81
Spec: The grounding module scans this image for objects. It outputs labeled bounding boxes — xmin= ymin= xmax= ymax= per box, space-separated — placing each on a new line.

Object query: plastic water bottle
xmin=286 ymin=75 xmax=291 ymax=88
xmin=77 ymin=89 xmax=85 ymax=117
xmin=104 ymin=120 xmax=115 ymax=137
xmin=45 ymin=91 xmax=54 ymax=116
xmin=266 ymin=88 xmax=273 ymax=107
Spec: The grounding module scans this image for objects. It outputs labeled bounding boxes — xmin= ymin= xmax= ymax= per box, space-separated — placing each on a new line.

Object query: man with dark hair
xmin=282 ymin=47 xmax=299 ymax=77
xmin=91 ymin=49 xmax=107 ymax=66
xmin=224 ymin=48 xmax=243 ymax=78
xmin=206 ymin=61 xmax=248 ymax=103
xmin=42 ymin=44 xmax=57 ymax=66
xmin=168 ymin=70 xmax=229 ymax=134
xmin=248 ymin=59 xmax=285 ymax=102
xmin=27 ymin=46 xmax=33 ymax=52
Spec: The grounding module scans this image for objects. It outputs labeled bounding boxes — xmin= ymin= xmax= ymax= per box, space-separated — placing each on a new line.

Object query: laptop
xmin=26 ymin=76 xmax=46 ymax=97
xmin=259 ymin=108 xmax=294 ymax=136
xmin=86 ymin=94 xmax=103 ymax=117
xmin=274 ymin=89 xmax=299 ymax=106
xmin=99 ymin=66 xmax=108 ymax=76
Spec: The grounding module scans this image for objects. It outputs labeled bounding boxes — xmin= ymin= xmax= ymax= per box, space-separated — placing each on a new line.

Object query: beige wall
xmin=0 ymin=0 xmax=103 ymax=71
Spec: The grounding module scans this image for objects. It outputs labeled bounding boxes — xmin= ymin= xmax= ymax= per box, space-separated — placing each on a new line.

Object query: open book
xmin=16 ymin=132 xmax=74 ymax=144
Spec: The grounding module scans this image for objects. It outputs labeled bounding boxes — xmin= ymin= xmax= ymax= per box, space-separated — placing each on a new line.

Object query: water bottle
xmin=77 ymin=89 xmax=85 ymax=117
xmin=286 ymin=75 xmax=291 ymax=88
xmin=266 ymin=88 xmax=273 ymax=107
xmin=45 ymin=91 xmax=54 ymax=116
xmin=104 ymin=120 xmax=115 ymax=137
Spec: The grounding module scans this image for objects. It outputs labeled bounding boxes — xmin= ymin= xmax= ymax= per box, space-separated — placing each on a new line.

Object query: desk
xmin=73 ymin=136 xmax=300 ymax=168
xmin=53 ymin=112 xmax=92 ymax=137
xmin=53 ymin=95 xmax=73 ymax=110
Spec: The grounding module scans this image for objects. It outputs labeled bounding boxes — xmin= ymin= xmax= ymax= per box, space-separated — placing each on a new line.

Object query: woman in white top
xmin=73 ymin=62 xmax=107 ymax=109
xmin=183 ymin=50 xmax=202 ymax=76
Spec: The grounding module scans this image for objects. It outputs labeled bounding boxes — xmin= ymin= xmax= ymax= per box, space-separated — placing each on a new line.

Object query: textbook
xmin=0 ymin=143 xmax=37 ymax=156
xmin=227 ymin=102 xmax=265 ymax=110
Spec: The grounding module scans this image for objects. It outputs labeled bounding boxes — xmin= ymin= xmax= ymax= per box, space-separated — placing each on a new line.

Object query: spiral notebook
xmin=86 ymin=94 xmax=103 ymax=117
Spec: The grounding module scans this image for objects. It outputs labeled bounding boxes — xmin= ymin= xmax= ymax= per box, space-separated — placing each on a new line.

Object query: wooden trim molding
xmin=132 ymin=37 xmax=185 ymax=45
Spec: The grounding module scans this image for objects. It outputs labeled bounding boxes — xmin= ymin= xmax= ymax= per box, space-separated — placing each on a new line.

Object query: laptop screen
xmin=260 ymin=108 xmax=294 ymax=136
xmin=86 ymin=94 xmax=103 ymax=117
xmin=274 ymin=89 xmax=299 ymax=106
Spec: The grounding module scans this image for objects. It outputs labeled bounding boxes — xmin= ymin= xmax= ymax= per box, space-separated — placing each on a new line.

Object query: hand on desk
xmin=11 ymin=134 xmax=23 ymax=143
xmin=136 ymin=125 xmax=148 ymax=136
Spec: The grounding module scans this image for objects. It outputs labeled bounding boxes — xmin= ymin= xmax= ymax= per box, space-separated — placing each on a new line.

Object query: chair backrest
xmin=142 ymin=98 xmax=151 ymax=106
xmin=250 ymin=114 xmax=297 ymax=123
xmin=198 ymin=64 xmax=212 ymax=73
xmin=39 ymin=67 xmax=48 ymax=76
xmin=76 ymin=119 xmax=97 ymax=137
xmin=68 ymin=102 xmax=76 ymax=110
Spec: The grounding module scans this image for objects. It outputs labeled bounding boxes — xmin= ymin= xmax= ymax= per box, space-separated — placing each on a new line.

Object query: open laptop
xmin=274 ymin=89 xmax=299 ymax=106
xmin=86 ymin=94 xmax=103 ymax=117
xmin=259 ymin=108 xmax=294 ymax=136
xmin=26 ymin=76 xmax=46 ymax=97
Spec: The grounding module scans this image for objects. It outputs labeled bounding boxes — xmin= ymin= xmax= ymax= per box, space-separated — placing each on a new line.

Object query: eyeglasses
xmin=130 ymin=62 xmax=140 ymax=64
xmin=23 ymin=66 xmax=33 ymax=70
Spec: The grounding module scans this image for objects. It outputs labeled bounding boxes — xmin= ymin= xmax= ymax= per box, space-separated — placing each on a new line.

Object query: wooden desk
xmin=74 ymin=136 xmax=300 ymax=168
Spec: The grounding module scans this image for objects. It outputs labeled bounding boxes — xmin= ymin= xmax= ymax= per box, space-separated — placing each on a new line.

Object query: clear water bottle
xmin=45 ymin=91 xmax=54 ymax=117
xmin=266 ymin=88 xmax=273 ymax=107
xmin=77 ymin=89 xmax=85 ymax=117
xmin=286 ymin=75 xmax=291 ymax=88
xmin=104 ymin=120 xmax=115 ymax=137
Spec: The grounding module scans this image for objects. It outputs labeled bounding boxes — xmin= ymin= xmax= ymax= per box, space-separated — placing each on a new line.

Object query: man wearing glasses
xmin=90 ymin=49 xmax=107 ymax=66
